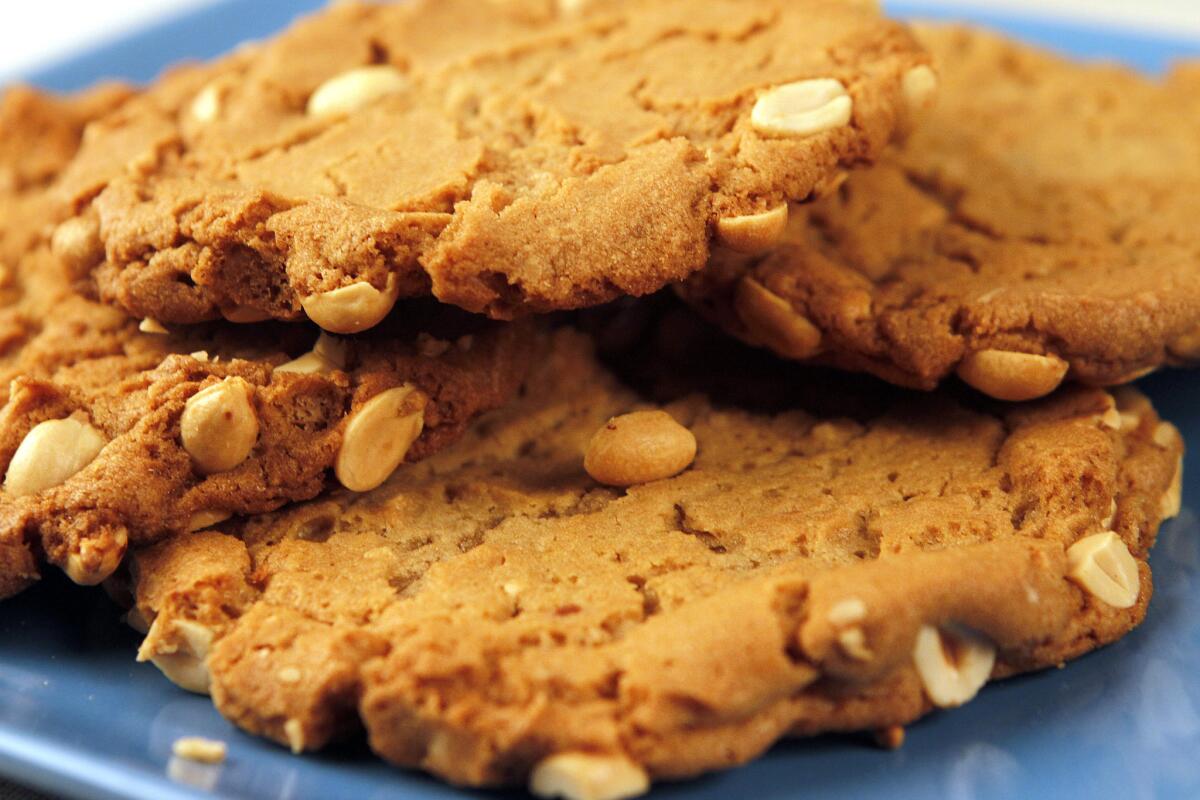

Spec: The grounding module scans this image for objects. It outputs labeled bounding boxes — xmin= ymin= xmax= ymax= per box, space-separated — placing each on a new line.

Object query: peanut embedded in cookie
xmin=127 ymin=321 xmax=1182 ymax=793
xmin=681 ymin=26 xmax=1200 ymax=398
xmin=59 ymin=0 xmax=931 ymax=326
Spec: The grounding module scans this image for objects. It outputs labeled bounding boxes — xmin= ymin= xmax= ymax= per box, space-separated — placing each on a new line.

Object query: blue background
xmin=2 ymin=2 xmax=1199 ymax=798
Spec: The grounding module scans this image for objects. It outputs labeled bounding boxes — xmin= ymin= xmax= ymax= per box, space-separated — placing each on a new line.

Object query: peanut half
xmin=301 ymin=276 xmax=400 ymax=334
xmin=956 ymin=350 xmax=1068 ymax=401
xmin=530 ymin=753 xmax=649 ymax=800
xmin=751 ymin=78 xmax=853 ymax=137
xmin=912 ymin=624 xmax=995 ymax=708
xmin=584 ymin=411 xmax=696 ymax=487
xmin=181 ymin=378 xmax=260 ymax=474
xmin=5 ymin=417 xmax=107 ymax=497
xmin=308 ymin=66 xmax=408 ymax=117
xmin=1067 ymin=532 xmax=1140 ymax=608
xmin=335 ymin=385 xmax=427 ymax=492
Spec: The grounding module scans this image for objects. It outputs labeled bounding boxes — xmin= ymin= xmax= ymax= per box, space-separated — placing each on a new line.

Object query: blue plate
xmin=3 ymin=4 xmax=1199 ymax=799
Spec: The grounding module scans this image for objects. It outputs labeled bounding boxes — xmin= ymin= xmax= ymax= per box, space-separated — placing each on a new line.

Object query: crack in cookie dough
xmin=127 ymin=326 xmax=1181 ymax=792
xmin=681 ymin=26 xmax=1200 ymax=397
xmin=57 ymin=0 xmax=929 ymax=326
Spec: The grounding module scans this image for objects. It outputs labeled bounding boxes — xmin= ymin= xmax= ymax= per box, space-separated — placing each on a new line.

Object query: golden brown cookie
xmin=680 ymin=26 xmax=1200 ymax=400
xmin=126 ymin=321 xmax=1181 ymax=796
xmin=0 ymin=83 xmax=133 ymax=195
xmin=0 ymin=83 xmax=133 ymax=266
xmin=0 ymin=84 xmax=136 ymax=597
xmin=0 ymin=88 xmax=536 ymax=600
xmin=0 ymin=246 xmax=535 ymax=599
xmin=57 ymin=0 xmax=930 ymax=327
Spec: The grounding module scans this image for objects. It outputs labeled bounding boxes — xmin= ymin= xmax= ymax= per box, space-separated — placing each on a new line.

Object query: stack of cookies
xmin=0 ymin=1 xmax=1193 ymax=797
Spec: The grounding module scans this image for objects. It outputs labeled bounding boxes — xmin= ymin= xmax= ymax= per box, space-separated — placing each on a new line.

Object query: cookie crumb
xmin=139 ymin=317 xmax=168 ymax=335
xmin=172 ymin=736 xmax=227 ymax=764
xmin=873 ymin=726 xmax=906 ymax=750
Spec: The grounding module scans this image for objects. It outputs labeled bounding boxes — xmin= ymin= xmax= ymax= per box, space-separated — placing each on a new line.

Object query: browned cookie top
xmin=0 ymin=83 xmax=133 ymax=266
xmin=0 ymin=83 xmax=133 ymax=195
xmin=681 ymin=26 xmax=1200 ymax=400
xmin=0 ymin=246 xmax=535 ymax=599
xmin=0 ymin=89 xmax=536 ymax=601
xmin=55 ymin=0 xmax=930 ymax=328
xmin=126 ymin=322 xmax=1181 ymax=795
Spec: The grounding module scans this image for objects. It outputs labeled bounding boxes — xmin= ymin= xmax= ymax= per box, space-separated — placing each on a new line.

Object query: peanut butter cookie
xmin=0 ymin=245 xmax=535 ymax=600
xmin=126 ymin=321 xmax=1181 ymax=796
xmin=0 ymin=90 xmax=536 ymax=600
xmin=0 ymin=83 xmax=134 ymax=596
xmin=0 ymin=83 xmax=132 ymax=266
xmin=57 ymin=0 xmax=930 ymax=327
xmin=681 ymin=26 xmax=1200 ymax=399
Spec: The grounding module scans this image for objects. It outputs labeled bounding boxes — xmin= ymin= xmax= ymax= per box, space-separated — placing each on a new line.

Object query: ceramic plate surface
xmin=2 ymin=3 xmax=1198 ymax=798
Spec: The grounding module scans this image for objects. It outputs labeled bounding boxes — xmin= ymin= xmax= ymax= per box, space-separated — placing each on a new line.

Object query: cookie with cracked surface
xmin=0 ymin=87 xmax=535 ymax=599
xmin=0 ymin=83 xmax=133 ymax=197
xmin=680 ymin=26 xmax=1200 ymax=399
xmin=0 ymin=83 xmax=133 ymax=267
xmin=57 ymin=0 xmax=929 ymax=327
xmin=125 ymin=323 xmax=1181 ymax=795
xmin=0 ymin=84 xmax=136 ymax=596
xmin=0 ymin=237 xmax=536 ymax=599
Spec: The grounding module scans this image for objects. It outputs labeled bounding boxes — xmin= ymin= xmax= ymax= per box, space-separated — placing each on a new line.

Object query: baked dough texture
xmin=128 ymin=323 xmax=1181 ymax=792
xmin=0 ymin=91 xmax=535 ymax=601
xmin=0 ymin=84 xmax=132 ymax=266
xmin=0 ymin=257 xmax=534 ymax=598
xmin=57 ymin=0 xmax=929 ymax=324
xmin=682 ymin=26 xmax=1200 ymax=396
xmin=1 ymin=18 xmax=1189 ymax=798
